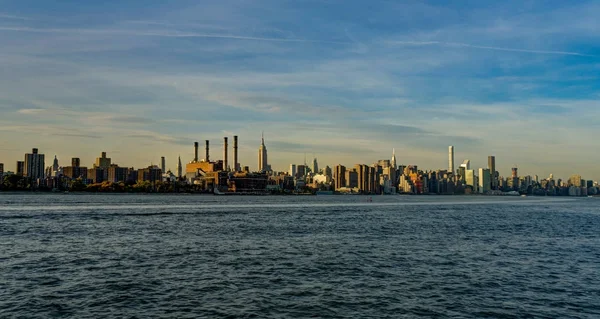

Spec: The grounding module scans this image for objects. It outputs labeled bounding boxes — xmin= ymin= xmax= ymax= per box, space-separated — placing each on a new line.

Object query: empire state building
xmin=258 ymin=132 xmax=268 ymax=172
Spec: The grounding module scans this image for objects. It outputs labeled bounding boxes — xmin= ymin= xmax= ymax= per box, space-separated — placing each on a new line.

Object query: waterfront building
xmin=478 ymin=168 xmax=491 ymax=194
xmin=24 ymin=148 xmax=45 ymax=180
xmin=568 ymin=174 xmax=583 ymax=187
xmin=137 ymin=166 xmax=162 ymax=183
xmin=108 ymin=165 xmax=129 ymax=183
xmin=465 ymin=169 xmax=476 ymax=192
xmin=312 ymin=158 xmax=319 ymax=175
xmin=334 ymin=165 xmax=346 ymax=190
xmin=289 ymin=164 xmax=297 ymax=178
xmin=87 ymin=168 xmax=105 ymax=184
xmin=324 ymin=166 xmax=332 ymax=179
xmin=345 ymin=169 xmax=358 ymax=188
xmin=63 ymin=166 xmax=87 ymax=179
xmin=297 ymin=165 xmax=307 ymax=179
xmin=488 ymin=156 xmax=497 ymax=189
xmin=459 ymin=160 xmax=470 ymax=182
xmin=14 ymin=161 xmax=22 ymax=176
xmin=71 ymin=158 xmax=80 ymax=167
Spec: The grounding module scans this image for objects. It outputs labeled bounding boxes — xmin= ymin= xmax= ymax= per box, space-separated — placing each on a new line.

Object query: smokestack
xmin=194 ymin=142 xmax=199 ymax=162
xmin=223 ymin=137 xmax=228 ymax=171
xmin=161 ymin=156 xmax=165 ymax=172
xmin=233 ymin=135 xmax=238 ymax=172
xmin=205 ymin=140 xmax=210 ymax=162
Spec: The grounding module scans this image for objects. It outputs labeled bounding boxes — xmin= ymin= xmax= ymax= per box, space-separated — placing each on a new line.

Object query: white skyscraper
xmin=391 ymin=148 xmax=397 ymax=169
xmin=289 ymin=164 xmax=297 ymax=178
xmin=24 ymin=148 xmax=45 ymax=180
xmin=479 ymin=168 xmax=491 ymax=194
xmin=448 ymin=146 xmax=455 ymax=175
xmin=258 ymin=132 xmax=268 ymax=172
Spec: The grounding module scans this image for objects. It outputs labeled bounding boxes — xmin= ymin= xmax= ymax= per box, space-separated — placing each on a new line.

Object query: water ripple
xmin=1 ymin=194 xmax=599 ymax=318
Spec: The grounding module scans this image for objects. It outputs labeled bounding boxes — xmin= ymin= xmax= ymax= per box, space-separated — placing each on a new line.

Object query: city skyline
xmin=0 ymin=140 xmax=596 ymax=183
xmin=1 ymin=1 xmax=599 ymax=179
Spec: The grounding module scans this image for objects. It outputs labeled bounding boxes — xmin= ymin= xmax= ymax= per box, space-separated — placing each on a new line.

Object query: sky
xmin=0 ymin=0 xmax=599 ymax=180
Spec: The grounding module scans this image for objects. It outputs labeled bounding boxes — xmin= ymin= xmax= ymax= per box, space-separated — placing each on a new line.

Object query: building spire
xmin=261 ymin=131 xmax=264 ymax=145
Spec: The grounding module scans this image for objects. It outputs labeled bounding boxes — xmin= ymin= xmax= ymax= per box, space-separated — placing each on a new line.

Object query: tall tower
xmin=488 ymin=156 xmax=496 ymax=189
xmin=233 ymin=135 xmax=239 ymax=172
xmin=161 ymin=156 xmax=166 ymax=173
xmin=52 ymin=156 xmax=59 ymax=172
xmin=258 ymin=132 xmax=268 ymax=172
xmin=24 ymin=148 xmax=45 ymax=180
xmin=177 ymin=156 xmax=182 ymax=178
xmin=205 ymin=140 xmax=210 ymax=162
xmin=391 ymin=148 xmax=397 ymax=170
xmin=448 ymin=146 xmax=455 ymax=175
xmin=312 ymin=157 xmax=319 ymax=175
xmin=223 ymin=137 xmax=228 ymax=171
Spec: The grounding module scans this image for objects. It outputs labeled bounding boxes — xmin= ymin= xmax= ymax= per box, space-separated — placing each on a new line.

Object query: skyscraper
xmin=448 ymin=146 xmax=455 ymax=175
xmin=488 ymin=156 xmax=496 ymax=189
xmin=324 ymin=166 xmax=332 ymax=179
xmin=24 ymin=148 xmax=45 ymax=180
xmin=459 ymin=160 xmax=470 ymax=182
xmin=16 ymin=161 xmax=24 ymax=176
xmin=312 ymin=158 xmax=319 ymax=175
xmin=258 ymin=132 xmax=268 ymax=172
xmin=334 ymin=165 xmax=346 ymax=190
xmin=161 ymin=156 xmax=166 ymax=173
xmin=478 ymin=168 xmax=491 ymax=194
xmin=95 ymin=152 xmax=111 ymax=169
xmin=177 ymin=156 xmax=182 ymax=178
xmin=52 ymin=156 xmax=59 ymax=173
xmin=72 ymin=157 xmax=80 ymax=167
xmin=391 ymin=148 xmax=397 ymax=170
xmin=0 ymin=163 xmax=4 ymax=178
xmin=289 ymin=164 xmax=297 ymax=178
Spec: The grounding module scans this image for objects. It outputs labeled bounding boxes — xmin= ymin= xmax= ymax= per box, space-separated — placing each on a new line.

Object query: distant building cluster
xmin=1 ymin=141 xmax=598 ymax=196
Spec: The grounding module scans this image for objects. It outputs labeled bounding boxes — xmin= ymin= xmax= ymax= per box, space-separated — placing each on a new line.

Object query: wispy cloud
xmin=386 ymin=40 xmax=595 ymax=57
xmin=0 ymin=13 xmax=36 ymax=21
xmin=0 ymin=26 xmax=351 ymax=45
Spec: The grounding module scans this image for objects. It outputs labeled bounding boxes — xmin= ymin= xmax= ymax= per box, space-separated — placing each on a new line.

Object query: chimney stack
xmin=193 ymin=142 xmax=199 ymax=162
xmin=205 ymin=140 xmax=210 ymax=162
xmin=223 ymin=137 xmax=228 ymax=171
xmin=233 ymin=135 xmax=238 ymax=172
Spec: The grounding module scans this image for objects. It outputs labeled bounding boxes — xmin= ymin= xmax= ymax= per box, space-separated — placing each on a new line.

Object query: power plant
xmin=184 ymin=135 xmax=269 ymax=194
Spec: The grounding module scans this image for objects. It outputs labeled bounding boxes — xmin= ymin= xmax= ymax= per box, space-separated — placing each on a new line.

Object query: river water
xmin=1 ymin=194 xmax=599 ymax=318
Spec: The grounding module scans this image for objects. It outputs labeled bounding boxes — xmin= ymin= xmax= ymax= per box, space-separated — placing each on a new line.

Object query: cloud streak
xmin=387 ymin=40 xmax=595 ymax=57
xmin=0 ymin=26 xmax=351 ymax=45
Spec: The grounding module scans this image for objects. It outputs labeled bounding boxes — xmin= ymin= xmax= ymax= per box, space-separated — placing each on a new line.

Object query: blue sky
xmin=0 ymin=0 xmax=599 ymax=179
